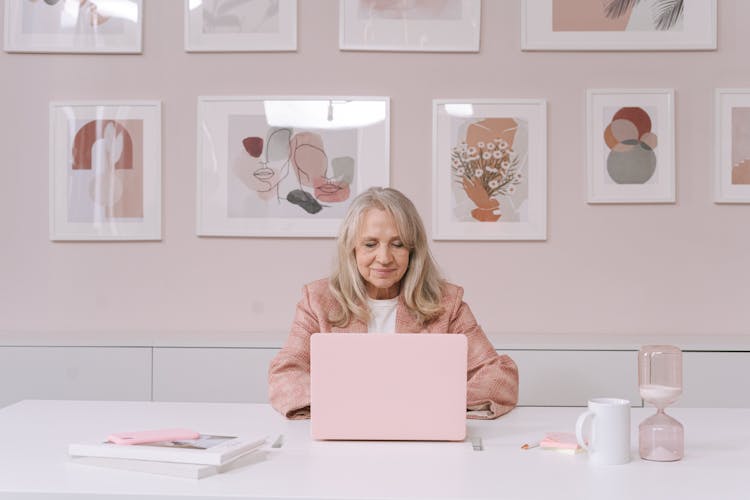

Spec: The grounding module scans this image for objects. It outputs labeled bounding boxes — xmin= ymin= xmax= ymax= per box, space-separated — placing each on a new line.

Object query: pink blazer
xmin=268 ymin=279 xmax=519 ymax=420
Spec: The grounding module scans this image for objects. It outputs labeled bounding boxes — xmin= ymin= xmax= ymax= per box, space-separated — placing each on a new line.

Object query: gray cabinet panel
xmin=153 ymin=348 xmax=280 ymax=403
xmin=0 ymin=347 xmax=152 ymax=408
xmin=505 ymin=350 xmax=640 ymax=407
xmin=676 ymin=352 xmax=750 ymax=408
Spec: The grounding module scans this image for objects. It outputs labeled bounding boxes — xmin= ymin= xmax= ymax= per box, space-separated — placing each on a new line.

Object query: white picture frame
xmin=4 ymin=0 xmax=142 ymax=53
xmin=586 ymin=89 xmax=675 ymax=204
xmin=49 ymin=101 xmax=162 ymax=240
xmin=521 ymin=0 xmax=716 ymax=51
xmin=196 ymin=96 xmax=390 ymax=237
xmin=715 ymin=89 xmax=750 ymax=204
xmin=339 ymin=0 xmax=480 ymax=52
xmin=184 ymin=0 xmax=297 ymax=52
xmin=432 ymin=99 xmax=547 ymax=241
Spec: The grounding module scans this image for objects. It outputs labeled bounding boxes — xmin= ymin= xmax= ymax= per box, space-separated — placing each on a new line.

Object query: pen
xmin=521 ymin=441 xmax=539 ymax=450
xmin=471 ymin=437 xmax=483 ymax=451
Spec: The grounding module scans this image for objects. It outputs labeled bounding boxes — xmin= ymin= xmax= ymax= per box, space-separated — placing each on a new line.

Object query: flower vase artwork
xmin=638 ymin=345 xmax=684 ymax=462
xmin=451 ymin=118 xmax=526 ymax=222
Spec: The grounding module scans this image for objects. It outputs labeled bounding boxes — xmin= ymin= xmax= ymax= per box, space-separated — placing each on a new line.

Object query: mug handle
xmin=576 ymin=410 xmax=594 ymax=450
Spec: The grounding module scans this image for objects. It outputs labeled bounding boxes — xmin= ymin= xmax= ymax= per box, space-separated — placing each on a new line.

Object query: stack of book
xmin=69 ymin=432 xmax=268 ymax=479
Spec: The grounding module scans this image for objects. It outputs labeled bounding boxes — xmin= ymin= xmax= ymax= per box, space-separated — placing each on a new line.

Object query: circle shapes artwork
xmin=603 ymin=107 xmax=657 ymax=184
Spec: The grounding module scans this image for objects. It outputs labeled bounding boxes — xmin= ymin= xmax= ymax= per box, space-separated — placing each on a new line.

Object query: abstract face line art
xmin=288 ymin=132 xmax=326 ymax=213
xmin=604 ymin=107 xmax=657 ymax=184
xmin=233 ymin=127 xmax=353 ymax=215
xmin=290 ymin=132 xmax=352 ymax=210
xmin=239 ymin=127 xmax=292 ymax=199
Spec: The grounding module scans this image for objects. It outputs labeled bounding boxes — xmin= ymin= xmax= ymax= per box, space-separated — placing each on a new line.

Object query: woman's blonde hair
xmin=328 ymin=187 xmax=444 ymax=328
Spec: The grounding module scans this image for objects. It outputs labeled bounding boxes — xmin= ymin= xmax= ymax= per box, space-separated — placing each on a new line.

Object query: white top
xmin=0 ymin=401 xmax=747 ymax=499
xmin=366 ymin=297 xmax=398 ymax=333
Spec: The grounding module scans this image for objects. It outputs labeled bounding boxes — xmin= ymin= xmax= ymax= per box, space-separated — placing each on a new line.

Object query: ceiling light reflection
xmin=264 ymin=100 xmax=386 ymax=130
xmin=444 ymin=104 xmax=474 ymax=117
xmin=94 ymin=0 xmax=139 ymax=23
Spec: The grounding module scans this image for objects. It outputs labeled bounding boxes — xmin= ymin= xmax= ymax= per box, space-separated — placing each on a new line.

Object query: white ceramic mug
xmin=576 ymin=397 xmax=631 ymax=465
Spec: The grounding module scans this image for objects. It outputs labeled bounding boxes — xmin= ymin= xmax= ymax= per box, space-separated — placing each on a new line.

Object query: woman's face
xmin=354 ymin=208 xmax=410 ymax=300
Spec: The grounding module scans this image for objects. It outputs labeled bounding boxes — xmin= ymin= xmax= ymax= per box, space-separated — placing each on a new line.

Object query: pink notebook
xmin=310 ymin=333 xmax=468 ymax=441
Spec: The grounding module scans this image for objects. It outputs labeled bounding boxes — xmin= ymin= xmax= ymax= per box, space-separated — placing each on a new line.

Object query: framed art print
xmin=433 ymin=99 xmax=547 ymax=240
xmin=339 ymin=0 xmax=480 ymax=52
xmin=197 ymin=96 xmax=390 ymax=237
xmin=4 ymin=0 xmax=142 ymax=53
xmin=184 ymin=0 xmax=297 ymax=52
xmin=715 ymin=89 xmax=750 ymax=203
xmin=586 ymin=89 xmax=674 ymax=204
xmin=521 ymin=0 xmax=716 ymax=51
xmin=49 ymin=101 xmax=162 ymax=240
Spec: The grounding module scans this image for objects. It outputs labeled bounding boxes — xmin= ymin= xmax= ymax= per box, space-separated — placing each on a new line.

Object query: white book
xmin=71 ymin=456 xmax=222 ymax=479
xmin=69 ymin=434 xmax=266 ymax=466
xmin=70 ymin=448 xmax=264 ymax=479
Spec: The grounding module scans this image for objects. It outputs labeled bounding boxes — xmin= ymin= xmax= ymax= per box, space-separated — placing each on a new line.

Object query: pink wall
xmin=1 ymin=1 xmax=748 ymax=337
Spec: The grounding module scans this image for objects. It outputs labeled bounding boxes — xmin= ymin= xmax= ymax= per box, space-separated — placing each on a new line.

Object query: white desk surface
xmin=0 ymin=400 xmax=746 ymax=500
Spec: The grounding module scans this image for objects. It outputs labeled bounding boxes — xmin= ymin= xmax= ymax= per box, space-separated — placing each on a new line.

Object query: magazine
xmin=69 ymin=434 xmax=267 ymax=466
xmin=70 ymin=447 xmax=265 ymax=479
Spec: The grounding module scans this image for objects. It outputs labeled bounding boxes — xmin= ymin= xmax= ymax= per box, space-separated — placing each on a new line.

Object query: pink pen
xmin=107 ymin=428 xmax=200 ymax=445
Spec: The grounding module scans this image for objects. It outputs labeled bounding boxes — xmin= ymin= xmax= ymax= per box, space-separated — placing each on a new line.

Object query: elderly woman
xmin=268 ymin=187 xmax=518 ymax=419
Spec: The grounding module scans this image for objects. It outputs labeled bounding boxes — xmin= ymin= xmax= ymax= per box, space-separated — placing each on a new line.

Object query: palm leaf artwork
xmin=603 ymin=0 xmax=684 ymax=31
xmin=604 ymin=0 xmax=640 ymax=20
xmin=653 ymin=0 xmax=684 ymax=30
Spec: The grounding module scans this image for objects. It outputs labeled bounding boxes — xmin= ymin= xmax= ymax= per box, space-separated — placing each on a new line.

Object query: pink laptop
xmin=310 ymin=333 xmax=467 ymax=441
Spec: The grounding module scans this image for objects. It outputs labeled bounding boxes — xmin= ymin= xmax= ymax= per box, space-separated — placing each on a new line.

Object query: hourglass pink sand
xmin=638 ymin=345 xmax=684 ymax=461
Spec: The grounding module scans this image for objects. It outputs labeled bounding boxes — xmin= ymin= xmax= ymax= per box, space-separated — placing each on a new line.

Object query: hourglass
xmin=638 ymin=345 xmax=684 ymax=461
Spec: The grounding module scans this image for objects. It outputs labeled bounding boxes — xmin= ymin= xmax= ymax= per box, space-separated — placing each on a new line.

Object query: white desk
xmin=0 ymin=400 xmax=746 ymax=500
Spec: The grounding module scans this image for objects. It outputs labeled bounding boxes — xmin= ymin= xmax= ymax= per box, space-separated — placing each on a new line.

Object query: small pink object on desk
xmin=521 ymin=432 xmax=582 ymax=453
xmin=107 ymin=428 xmax=200 ymax=445
xmin=540 ymin=432 xmax=582 ymax=453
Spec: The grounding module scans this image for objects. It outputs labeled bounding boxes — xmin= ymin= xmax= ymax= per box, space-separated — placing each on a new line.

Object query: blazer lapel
xmin=395 ymin=295 xmax=423 ymax=333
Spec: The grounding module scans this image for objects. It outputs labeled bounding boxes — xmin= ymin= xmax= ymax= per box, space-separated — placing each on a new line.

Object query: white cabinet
xmin=677 ymin=352 xmax=750 ymax=408
xmin=506 ymin=350 xmax=641 ymax=407
xmin=1 ymin=342 xmax=747 ymax=409
xmin=152 ymin=348 xmax=280 ymax=403
xmin=0 ymin=347 xmax=152 ymax=408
